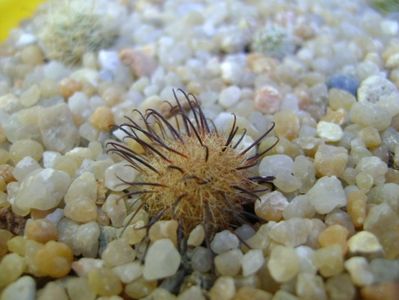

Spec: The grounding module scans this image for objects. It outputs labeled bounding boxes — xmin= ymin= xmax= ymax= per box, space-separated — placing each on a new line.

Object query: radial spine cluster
xmin=108 ymin=90 xmax=276 ymax=236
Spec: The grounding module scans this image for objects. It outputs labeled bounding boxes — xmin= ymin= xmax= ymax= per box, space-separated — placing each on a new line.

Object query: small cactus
xmin=39 ymin=0 xmax=118 ymax=65
xmin=251 ymin=24 xmax=295 ymax=59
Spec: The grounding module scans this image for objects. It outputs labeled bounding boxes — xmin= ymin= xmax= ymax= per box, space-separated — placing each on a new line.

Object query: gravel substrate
xmin=0 ymin=0 xmax=399 ymax=299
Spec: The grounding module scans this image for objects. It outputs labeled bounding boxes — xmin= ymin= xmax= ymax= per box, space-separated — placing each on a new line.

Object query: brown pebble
xmin=90 ymin=106 xmax=114 ymax=132
xmin=361 ymin=282 xmax=399 ymax=300
xmin=59 ymin=78 xmax=82 ymax=99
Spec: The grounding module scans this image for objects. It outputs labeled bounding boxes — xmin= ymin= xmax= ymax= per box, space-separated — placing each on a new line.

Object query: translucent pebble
xmin=73 ymin=222 xmax=100 ymax=257
xmin=318 ymin=224 xmax=349 ymax=253
xmin=255 ymin=191 xmax=288 ymax=221
xmin=177 ymin=286 xmax=205 ymax=300
xmin=274 ymin=111 xmax=300 ymax=140
xmin=25 ymin=219 xmax=58 ymax=243
xmin=88 ymin=267 xmax=123 ymax=296
xmin=254 ymin=85 xmax=281 ymax=114
xmin=15 ymin=169 xmax=71 ymax=211
xmin=6 ymin=236 xmax=26 ymax=256
xmin=327 ymin=74 xmax=359 ymax=96
xmin=369 ymin=258 xmax=399 ymax=284
xmin=345 ymin=257 xmax=374 ymax=286
xmin=101 ymin=239 xmax=136 ymax=267
xmin=283 ymin=195 xmax=315 ymax=219
xmin=64 ymin=199 xmax=97 ymax=223
xmin=347 ymin=231 xmax=383 ymax=255
xmin=71 ymin=258 xmax=103 ymax=277
xmin=20 ymin=85 xmax=41 ymax=108
xmin=35 ymin=241 xmax=73 ymax=278
xmin=325 ymin=273 xmax=355 ymax=300
xmin=316 ymin=121 xmax=343 ymax=142
xmin=191 ymin=247 xmax=213 ymax=273
xmin=347 ymin=190 xmax=367 ymax=228
xmin=259 ymin=154 xmax=294 ymax=178
xmin=214 ymin=249 xmax=243 ymax=276
xmin=0 ymin=253 xmax=26 ymax=288
xmin=143 ymin=239 xmax=181 ymax=280
xmin=219 ymin=86 xmax=241 ymax=108
xmin=314 ymin=245 xmax=343 ymax=277
xmin=42 ymin=151 xmax=61 ymax=169
xmin=268 ymin=246 xmax=299 ymax=282
xmin=90 ymin=106 xmax=114 ymax=132
xmin=210 ymin=230 xmax=239 ymax=254
xmin=306 ymin=176 xmax=346 ymax=214
xmin=315 ymin=144 xmax=348 ymax=178
xmin=39 ymin=103 xmax=79 ymax=153
xmin=12 ymin=156 xmax=41 ymax=182
xmin=209 ymin=277 xmax=235 ymax=300
xmin=272 ymin=290 xmax=298 ymax=300
xmin=358 ymin=75 xmax=397 ymax=104
xmin=296 ymin=273 xmax=327 ymax=300
xmin=245 ymin=224 xmax=269 ymax=250
xmin=0 ymin=276 xmax=36 ymax=300
xmin=268 ymin=218 xmax=312 ymax=247
xmin=9 ymin=139 xmax=43 ymax=164
xmin=102 ymin=194 xmax=127 ymax=228
xmin=187 ymin=224 xmax=205 ymax=247
xmin=149 ymin=220 xmax=178 ymax=245
xmin=234 ymin=286 xmax=272 ymax=300
xmin=350 ymin=102 xmax=391 ymax=131
xmin=38 ymin=281 xmax=69 ymax=300
xmin=241 ymin=249 xmax=264 ymax=276
xmin=355 ymin=156 xmax=387 ymax=185
xmin=359 ymin=127 xmax=381 ymax=148
xmin=65 ymin=277 xmax=95 ymax=300
xmin=360 ymin=282 xmax=399 ymax=300
xmin=124 ymin=278 xmax=157 ymax=299
xmin=112 ymin=262 xmax=142 ymax=284
xmin=295 ymin=246 xmax=317 ymax=275
xmin=104 ymin=162 xmax=137 ymax=192
xmin=121 ymin=221 xmax=146 ymax=245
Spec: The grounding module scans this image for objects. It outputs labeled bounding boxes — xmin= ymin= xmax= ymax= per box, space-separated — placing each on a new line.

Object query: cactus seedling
xmin=39 ymin=0 xmax=118 ymax=65
xmin=108 ymin=90 xmax=277 ymax=238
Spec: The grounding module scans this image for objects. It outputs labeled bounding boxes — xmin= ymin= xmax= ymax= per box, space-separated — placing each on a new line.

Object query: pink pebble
xmin=254 ymin=86 xmax=282 ymax=114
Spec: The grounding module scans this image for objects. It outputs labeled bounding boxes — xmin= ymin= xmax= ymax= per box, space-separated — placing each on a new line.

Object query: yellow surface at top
xmin=0 ymin=0 xmax=47 ymax=42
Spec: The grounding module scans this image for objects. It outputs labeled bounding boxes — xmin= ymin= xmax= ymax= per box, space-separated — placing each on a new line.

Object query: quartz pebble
xmin=325 ymin=274 xmax=355 ymax=300
xmin=274 ymin=111 xmax=300 ymax=140
xmin=191 ymin=247 xmax=213 ymax=273
xmin=35 ymin=241 xmax=73 ymax=278
xmin=38 ymin=282 xmax=68 ymax=300
xmin=344 ymin=256 xmax=374 ymax=286
xmin=0 ymin=276 xmax=36 ymax=300
xmin=268 ymin=246 xmax=299 ymax=282
xmin=241 ymin=249 xmax=264 ymax=276
xmin=149 ymin=220 xmax=178 ymax=245
xmin=187 ymin=224 xmax=205 ymax=247
xmin=214 ymin=249 xmax=243 ymax=276
xmin=316 ymin=121 xmax=343 ymax=142
xmin=255 ymin=191 xmax=288 ymax=221
xmin=210 ymin=230 xmax=239 ymax=254
xmin=25 ymin=219 xmax=58 ymax=243
xmin=0 ymin=253 xmax=26 ymax=288
xmin=88 ymin=267 xmax=123 ymax=297
xmin=104 ymin=162 xmax=137 ymax=192
xmin=15 ymin=169 xmax=71 ymax=211
xmin=296 ymin=273 xmax=327 ymax=300
xmin=347 ymin=231 xmax=383 ymax=255
xmin=65 ymin=277 xmax=95 ymax=300
xmin=358 ymin=75 xmax=397 ymax=104
xmin=143 ymin=239 xmax=181 ymax=280
xmin=314 ymin=145 xmax=348 ymax=177
xmin=9 ymin=139 xmax=43 ymax=164
xmin=306 ymin=176 xmax=346 ymax=214
xmin=39 ymin=103 xmax=79 ymax=153
xmin=219 ymin=86 xmax=241 ymax=108
xmin=313 ymin=245 xmax=344 ymax=277
xmin=101 ymin=239 xmax=136 ymax=267
xmin=73 ymin=222 xmax=100 ymax=257
xmin=12 ymin=156 xmax=41 ymax=181
xmin=268 ymin=218 xmax=312 ymax=247
xmin=209 ymin=276 xmax=235 ymax=300
xmin=254 ymin=86 xmax=281 ymax=114
xmin=112 ymin=262 xmax=142 ymax=284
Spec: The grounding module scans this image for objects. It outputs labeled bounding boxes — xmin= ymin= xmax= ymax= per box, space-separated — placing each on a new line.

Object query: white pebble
xmin=218 ymin=86 xmax=241 ymax=108
xmin=241 ymin=249 xmax=265 ymax=276
xmin=210 ymin=230 xmax=239 ymax=254
xmin=317 ymin=121 xmax=343 ymax=142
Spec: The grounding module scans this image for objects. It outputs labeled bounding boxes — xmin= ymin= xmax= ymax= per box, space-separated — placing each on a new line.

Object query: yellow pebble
xmin=318 ymin=224 xmax=349 ymax=254
xmin=347 ymin=190 xmax=367 ymax=229
xmin=25 ymin=219 xmax=58 ymax=243
xmin=7 ymin=236 xmax=27 ymax=256
xmin=0 ymin=229 xmax=13 ymax=258
xmin=88 ymin=267 xmax=123 ymax=296
xmin=35 ymin=241 xmax=73 ymax=278
xmin=90 ymin=106 xmax=114 ymax=131
xmin=124 ymin=278 xmax=157 ymax=299
xmin=358 ymin=127 xmax=381 ymax=149
xmin=9 ymin=139 xmax=44 ymax=164
xmin=0 ymin=253 xmax=26 ymax=288
xmin=274 ymin=111 xmax=300 ymax=140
